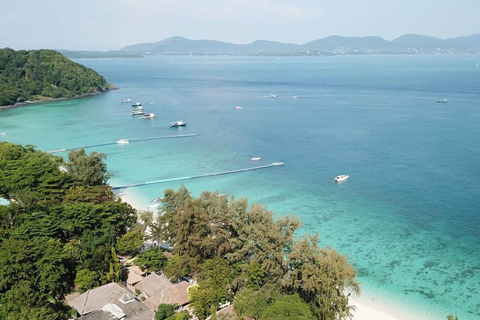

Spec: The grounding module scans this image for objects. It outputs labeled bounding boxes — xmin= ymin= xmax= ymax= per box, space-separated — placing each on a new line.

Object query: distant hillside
xmin=119 ymin=34 xmax=480 ymax=55
xmin=0 ymin=48 xmax=115 ymax=106
xmin=58 ymin=49 xmax=143 ymax=59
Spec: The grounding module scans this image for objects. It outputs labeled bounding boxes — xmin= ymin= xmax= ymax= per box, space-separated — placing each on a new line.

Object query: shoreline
xmin=118 ymin=188 xmax=433 ymax=320
xmin=0 ymin=86 xmax=118 ymax=110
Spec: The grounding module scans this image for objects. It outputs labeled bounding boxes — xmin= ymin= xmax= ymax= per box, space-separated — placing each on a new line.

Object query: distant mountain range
xmin=117 ymin=34 xmax=480 ymax=56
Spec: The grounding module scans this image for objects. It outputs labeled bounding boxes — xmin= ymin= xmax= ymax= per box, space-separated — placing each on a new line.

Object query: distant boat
xmin=437 ymin=99 xmax=448 ymax=103
xmin=141 ymin=113 xmax=155 ymax=119
xmin=0 ymin=133 xmax=6 ymax=135
xmin=334 ymin=175 xmax=349 ymax=182
xmin=132 ymin=106 xmax=143 ymax=111
xmin=292 ymin=96 xmax=298 ymax=99
xmin=116 ymin=139 xmax=129 ymax=144
xmin=266 ymin=95 xmax=277 ymax=99
xmin=170 ymin=120 xmax=186 ymax=127
xmin=236 ymin=106 xmax=242 ymax=109
xmin=272 ymin=162 xmax=284 ymax=166
xmin=251 ymin=157 xmax=261 ymax=161
xmin=131 ymin=110 xmax=145 ymax=115
xmin=120 ymin=98 xmax=132 ymax=103
xmin=131 ymin=102 xmax=142 ymax=107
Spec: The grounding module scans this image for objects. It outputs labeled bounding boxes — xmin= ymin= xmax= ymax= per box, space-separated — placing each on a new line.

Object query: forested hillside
xmin=0 ymin=142 xmax=136 ymax=320
xmin=0 ymin=48 xmax=114 ymax=106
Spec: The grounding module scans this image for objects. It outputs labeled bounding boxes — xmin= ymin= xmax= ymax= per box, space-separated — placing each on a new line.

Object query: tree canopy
xmin=0 ymin=142 xmax=137 ymax=319
xmin=0 ymin=48 xmax=114 ymax=106
xmin=155 ymin=186 xmax=360 ymax=320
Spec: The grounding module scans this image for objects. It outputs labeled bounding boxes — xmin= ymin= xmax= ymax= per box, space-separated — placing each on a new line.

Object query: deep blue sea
xmin=1 ymin=55 xmax=479 ymax=319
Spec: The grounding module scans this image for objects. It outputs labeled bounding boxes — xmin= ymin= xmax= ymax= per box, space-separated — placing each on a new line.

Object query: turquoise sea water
xmin=1 ymin=55 xmax=479 ymax=319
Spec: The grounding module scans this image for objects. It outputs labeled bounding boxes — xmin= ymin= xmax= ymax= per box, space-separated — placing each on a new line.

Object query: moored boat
xmin=334 ymin=175 xmax=349 ymax=182
xmin=120 ymin=98 xmax=132 ymax=103
xmin=141 ymin=113 xmax=155 ymax=119
xmin=131 ymin=102 xmax=142 ymax=107
xmin=131 ymin=110 xmax=145 ymax=115
xmin=169 ymin=120 xmax=186 ymax=127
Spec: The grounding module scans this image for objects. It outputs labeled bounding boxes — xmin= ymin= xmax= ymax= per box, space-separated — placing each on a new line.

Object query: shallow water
xmin=1 ymin=55 xmax=479 ymax=319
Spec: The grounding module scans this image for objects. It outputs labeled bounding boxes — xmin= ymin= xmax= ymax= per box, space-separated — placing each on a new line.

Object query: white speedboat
xmin=170 ymin=120 xmax=186 ymax=127
xmin=132 ymin=106 xmax=143 ymax=111
xmin=141 ymin=113 xmax=155 ymax=119
xmin=120 ymin=98 xmax=132 ymax=103
xmin=437 ymin=99 xmax=448 ymax=103
xmin=116 ymin=139 xmax=130 ymax=144
xmin=131 ymin=110 xmax=145 ymax=115
xmin=266 ymin=95 xmax=277 ymax=98
xmin=251 ymin=157 xmax=262 ymax=161
xmin=236 ymin=106 xmax=242 ymax=109
xmin=131 ymin=102 xmax=142 ymax=107
xmin=334 ymin=175 xmax=349 ymax=182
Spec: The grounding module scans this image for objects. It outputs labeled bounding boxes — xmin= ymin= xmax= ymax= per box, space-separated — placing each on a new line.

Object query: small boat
xmin=334 ymin=175 xmax=349 ymax=182
xmin=141 ymin=113 xmax=155 ymax=119
xmin=266 ymin=95 xmax=277 ymax=99
xmin=120 ymin=98 xmax=132 ymax=103
xmin=292 ymin=96 xmax=298 ymax=99
xmin=170 ymin=120 xmax=186 ymax=127
xmin=132 ymin=106 xmax=143 ymax=111
xmin=437 ymin=99 xmax=448 ymax=103
xmin=131 ymin=110 xmax=145 ymax=115
xmin=0 ymin=133 xmax=6 ymax=135
xmin=131 ymin=102 xmax=142 ymax=107
xmin=236 ymin=106 xmax=242 ymax=109
xmin=116 ymin=139 xmax=130 ymax=144
xmin=272 ymin=162 xmax=284 ymax=166
xmin=251 ymin=157 xmax=262 ymax=161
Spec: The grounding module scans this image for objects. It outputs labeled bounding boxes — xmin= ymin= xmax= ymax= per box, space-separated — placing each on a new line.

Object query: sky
xmin=1 ymin=0 xmax=479 ymax=51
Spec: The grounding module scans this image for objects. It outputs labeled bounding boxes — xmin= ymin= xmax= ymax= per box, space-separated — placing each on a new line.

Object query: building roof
xmin=134 ymin=273 xmax=190 ymax=309
xmin=66 ymin=282 xmax=153 ymax=318
xmin=143 ymin=281 xmax=191 ymax=309
xmin=127 ymin=266 xmax=146 ymax=286
xmin=205 ymin=305 xmax=238 ymax=320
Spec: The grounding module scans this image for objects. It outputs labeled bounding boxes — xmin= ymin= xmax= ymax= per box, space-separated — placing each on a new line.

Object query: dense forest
xmin=0 ymin=142 xmax=136 ymax=320
xmin=0 ymin=48 xmax=114 ymax=106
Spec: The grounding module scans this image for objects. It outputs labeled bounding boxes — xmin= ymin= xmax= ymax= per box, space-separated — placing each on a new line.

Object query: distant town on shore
xmin=58 ymin=33 xmax=480 ymax=58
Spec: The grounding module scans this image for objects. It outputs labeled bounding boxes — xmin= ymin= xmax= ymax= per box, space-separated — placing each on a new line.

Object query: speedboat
xmin=131 ymin=102 xmax=142 ymax=107
xmin=131 ymin=110 xmax=145 ymax=115
xmin=251 ymin=157 xmax=262 ymax=161
xmin=170 ymin=120 xmax=186 ymax=127
xmin=141 ymin=113 xmax=155 ymax=119
xmin=116 ymin=139 xmax=130 ymax=144
xmin=266 ymin=95 xmax=277 ymax=98
xmin=132 ymin=106 xmax=143 ymax=111
xmin=437 ymin=99 xmax=448 ymax=103
xmin=334 ymin=175 xmax=349 ymax=182
xmin=236 ymin=106 xmax=242 ymax=109
xmin=120 ymin=98 xmax=132 ymax=103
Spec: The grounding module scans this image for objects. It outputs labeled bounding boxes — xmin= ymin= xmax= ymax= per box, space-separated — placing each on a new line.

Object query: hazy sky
xmin=2 ymin=0 xmax=479 ymax=51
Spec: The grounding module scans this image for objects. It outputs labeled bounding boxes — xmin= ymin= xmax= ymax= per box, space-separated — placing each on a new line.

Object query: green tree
xmin=65 ymin=149 xmax=111 ymax=186
xmin=190 ymin=258 xmax=233 ymax=319
xmin=155 ymin=304 xmax=175 ymax=320
xmin=261 ymin=294 xmax=313 ymax=320
xmin=74 ymin=269 xmax=100 ymax=293
xmin=116 ymin=230 xmax=144 ymax=257
xmin=233 ymin=288 xmax=270 ymax=319
xmin=136 ymin=247 xmax=167 ymax=272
